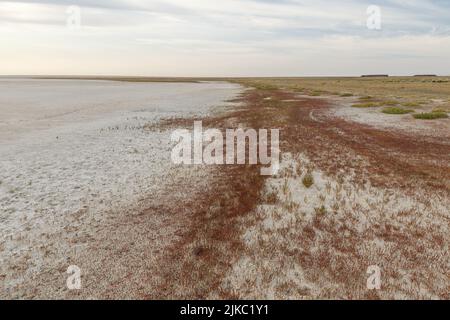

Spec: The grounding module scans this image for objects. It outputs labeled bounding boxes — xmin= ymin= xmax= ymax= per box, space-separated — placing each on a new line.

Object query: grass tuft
xmin=314 ymin=205 xmax=327 ymax=215
xmin=413 ymin=112 xmax=449 ymax=120
xmin=352 ymin=102 xmax=380 ymax=108
xmin=302 ymin=173 xmax=314 ymax=188
xmin=382 ymin=107 xmax=414 ymax=115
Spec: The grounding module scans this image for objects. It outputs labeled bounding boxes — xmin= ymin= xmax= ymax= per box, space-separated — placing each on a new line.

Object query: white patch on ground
xmin=0 ymin=79 xmax=242 ymax=298
xmin=221 ymin=153 xmax=449 ymax=299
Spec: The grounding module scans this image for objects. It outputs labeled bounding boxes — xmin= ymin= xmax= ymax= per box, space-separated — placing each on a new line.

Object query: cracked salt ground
xmin=0 ymin=79 xmax=242 ymax=298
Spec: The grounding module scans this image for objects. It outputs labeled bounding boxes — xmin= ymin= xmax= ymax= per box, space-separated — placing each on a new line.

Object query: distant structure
xmin=361 ymin=74 xmax=389 ymax=78
xmin=413 ymin=74 xmax=437 ymax=77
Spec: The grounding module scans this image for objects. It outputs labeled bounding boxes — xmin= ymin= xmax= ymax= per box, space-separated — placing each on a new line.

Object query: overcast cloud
xmin=1 ymin=0 xmax=450 ymax=76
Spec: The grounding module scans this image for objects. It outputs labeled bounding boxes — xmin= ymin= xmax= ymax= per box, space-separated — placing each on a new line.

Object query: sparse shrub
xmin=310 ymin=91 xmax=322 ymax=96
xmin=413 ymin=112 xmax=449 ymax=120
xmin=314 ymin=205 xmax=327 ymax=215
xmin=302 ymin=174 xmax=314 ymax=188
xmin=382 ymin=107 xmax=413 ymax=115
xmin=340 ymin=93 xmax=353 ymax=97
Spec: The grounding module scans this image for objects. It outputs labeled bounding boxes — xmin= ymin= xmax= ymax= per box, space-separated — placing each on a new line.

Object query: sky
xmin=1 ymin=0 xmax=450 ymax=76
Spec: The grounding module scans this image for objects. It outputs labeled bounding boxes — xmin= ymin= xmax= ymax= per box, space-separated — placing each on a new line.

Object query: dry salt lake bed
xmin=0 ymin=78 xmax=242 ymax=298
xmin=1 ymin=77 xmax=449 ymax=299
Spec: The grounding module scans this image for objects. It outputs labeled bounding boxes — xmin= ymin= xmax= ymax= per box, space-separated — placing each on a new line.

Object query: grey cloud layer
xmin=3 ymin=0 xmax=449 ymax=35
xmin=1 ymin=0 xmax=450 ymax=75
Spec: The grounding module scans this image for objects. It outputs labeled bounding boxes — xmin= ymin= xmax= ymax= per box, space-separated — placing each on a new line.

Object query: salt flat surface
xmin=0 ymin=79 xmax=240 ymax=229
xmin=0 ymin=79 xmax=241 ymax=248
xmin=0 ymin=79 xmax=239 ymax=142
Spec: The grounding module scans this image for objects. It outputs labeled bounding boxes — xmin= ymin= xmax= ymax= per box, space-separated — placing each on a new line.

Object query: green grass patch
xmin=413 ymin=112 xmax=449 ymax=120
xmin=382 ymin=107 xmax=414 ymax=114
xmin=402 ymin=102 xmax=421 ymax=107
xmin=352 ymin=102 xmax=380 ymax=108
